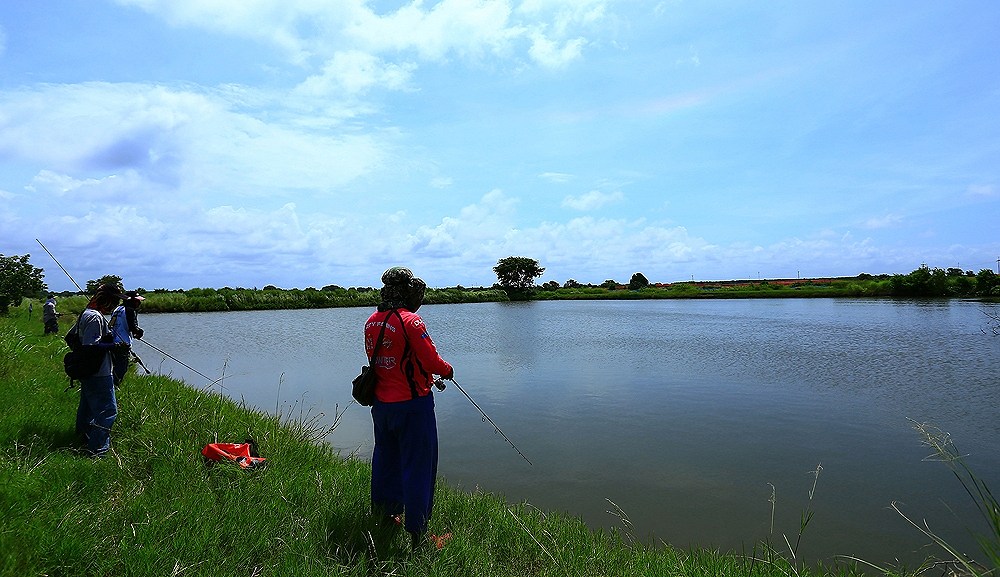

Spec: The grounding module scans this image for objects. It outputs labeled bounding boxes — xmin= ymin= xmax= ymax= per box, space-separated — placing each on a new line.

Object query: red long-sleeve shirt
xmin=364 ymin=308 xmax=452 ymax=403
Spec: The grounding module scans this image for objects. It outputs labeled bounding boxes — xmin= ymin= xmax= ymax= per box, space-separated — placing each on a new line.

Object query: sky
xmin=1 ymin=1 xmax=998 ymax=292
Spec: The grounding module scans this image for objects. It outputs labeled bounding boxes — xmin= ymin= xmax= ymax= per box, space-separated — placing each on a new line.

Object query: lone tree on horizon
xmin=629 ymin=272 xmax=650 ymax=290
xmin=493 ymin=256 xmax=545 ymax=296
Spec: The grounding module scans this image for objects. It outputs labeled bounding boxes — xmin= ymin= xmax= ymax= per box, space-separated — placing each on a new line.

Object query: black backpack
xmin=63 ymin=313 xmax=105 ymax=382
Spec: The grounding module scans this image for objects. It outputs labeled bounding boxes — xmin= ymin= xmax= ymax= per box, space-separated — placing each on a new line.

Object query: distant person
xmin=73 ymin=284 xmax=123 ymax=458
xmin=364 ymin=267 xmax=454 ymax=550
xmin=42 ymin=294 xmax=59 ymax=334
xmin=109 ymin=290 xmax=145 ymax=386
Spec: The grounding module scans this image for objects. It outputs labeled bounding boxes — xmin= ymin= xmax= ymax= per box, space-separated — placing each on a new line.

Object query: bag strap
xmin=391 ymin=309 xmax=420 ymax=400
xmin=367 ymin=311 xmax=392 ymax=365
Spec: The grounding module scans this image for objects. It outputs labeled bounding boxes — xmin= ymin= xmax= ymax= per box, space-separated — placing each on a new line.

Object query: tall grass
xmin=892 ymin=420 xmax=999 ymax=575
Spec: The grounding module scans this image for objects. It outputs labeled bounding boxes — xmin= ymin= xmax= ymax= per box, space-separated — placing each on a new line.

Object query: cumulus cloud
xmin=561 ymin=189 xmax=623 ymax=211
xmin=527 ymin=33 xmax=586 ymax=68
xmin=116 ymin=0 xmax=603 ymax=91
xmin=294 ymin=50 xmax=416 ymax=97
xmin=0 ymin=82 xmax=385 ymax=197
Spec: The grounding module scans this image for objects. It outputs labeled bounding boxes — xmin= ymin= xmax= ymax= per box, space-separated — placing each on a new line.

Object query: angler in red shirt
xmin=364 ymin=267 xmax=454 ymax=549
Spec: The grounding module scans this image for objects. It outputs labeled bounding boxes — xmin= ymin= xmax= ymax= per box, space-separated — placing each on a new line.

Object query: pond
xmin=134 ymin=298 xmax=1000 ymax=566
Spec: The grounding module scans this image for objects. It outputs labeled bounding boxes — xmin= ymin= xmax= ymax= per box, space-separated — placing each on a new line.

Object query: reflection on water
xmin=136 ymin=298 xmax=1000 ymax=565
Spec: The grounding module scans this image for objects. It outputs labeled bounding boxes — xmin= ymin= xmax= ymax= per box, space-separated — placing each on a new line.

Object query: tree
xmin=0 ymin=254 xmax=46 ymax=314
xmin=493 ymin=257 xmax=544 ymax=292
xmin=977 ymin=269 xmax=1000 ymax=297
xmin=629 ymin=272 xmax=650 ymax=290
xmin=86 ymin=275 xmax=123 ymax=294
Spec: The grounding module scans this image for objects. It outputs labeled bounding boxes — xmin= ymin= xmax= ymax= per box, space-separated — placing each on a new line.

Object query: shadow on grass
xmin=16 ymin=421 xmax=87 ymax=455
xmin=324 ymin=499 xmax=414 ymax=568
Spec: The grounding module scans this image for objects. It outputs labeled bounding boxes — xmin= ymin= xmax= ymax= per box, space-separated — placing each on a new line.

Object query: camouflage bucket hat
xmin=381 ymin=266 xmax=413 ymax=287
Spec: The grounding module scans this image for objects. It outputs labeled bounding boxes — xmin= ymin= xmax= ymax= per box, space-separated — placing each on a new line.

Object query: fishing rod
xmin=436 ymin=377 xmax=532 ymax=466
xmin=36 ymin=238 xmax=211 ymax=384
xmin=36 ymin=238 xmax=86 ymax=293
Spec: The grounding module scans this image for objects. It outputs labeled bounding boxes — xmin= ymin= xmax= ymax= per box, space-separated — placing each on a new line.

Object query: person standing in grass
xmin=73 ymin=284 xmax=123 ymax=458
xmin=42 ymin=294 xmax=59 ymax=334
xmin=109 ymin=290 xmax=145 ymax=386
xmin=364 ymin=267 xmax=454 ymax=549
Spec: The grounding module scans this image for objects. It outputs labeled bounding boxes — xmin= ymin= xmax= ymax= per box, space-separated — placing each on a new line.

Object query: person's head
xmin=88 ymin=284 xmax=122 ymax=313
xmin=379 ymin=266 xmax=426 ymax=312
xmin=123 ymin=290 xmax=145 ymax=309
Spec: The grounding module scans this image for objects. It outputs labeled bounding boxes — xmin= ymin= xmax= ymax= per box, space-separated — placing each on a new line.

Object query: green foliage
xmin=86 ymin=274 xmax=124 ymax=293
xmin=887 ymin=265 xmax=998 ymax=297
xmin=0 ymin=253 xmax=46 ymax=314
xmin=628 ymin=272 xmax=649 ymax=290
xmin=493 ymin=257 xmax=545 ymax=291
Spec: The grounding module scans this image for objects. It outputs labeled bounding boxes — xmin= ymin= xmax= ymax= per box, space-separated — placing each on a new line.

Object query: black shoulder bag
xmin=63 ymin=311 xmax=107 ymax=383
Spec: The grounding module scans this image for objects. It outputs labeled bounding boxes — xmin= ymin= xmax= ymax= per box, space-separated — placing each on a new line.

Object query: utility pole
xmin=996 ymin=256 xmax=999 ymax=274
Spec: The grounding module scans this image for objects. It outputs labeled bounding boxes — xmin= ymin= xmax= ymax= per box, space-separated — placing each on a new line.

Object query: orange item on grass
xmin=201 ymin=442 xmax=266 ymax=469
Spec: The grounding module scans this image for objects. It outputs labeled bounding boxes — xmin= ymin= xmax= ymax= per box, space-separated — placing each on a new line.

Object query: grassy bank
xmin=0 ymin=304 xmax=883 ymax=577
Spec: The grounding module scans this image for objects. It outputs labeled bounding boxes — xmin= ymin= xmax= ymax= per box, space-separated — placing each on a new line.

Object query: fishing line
xmin=439 ymin=377 xmax=532 ymax=466
xmin=133 ymin=336 xmax=217 ymax=384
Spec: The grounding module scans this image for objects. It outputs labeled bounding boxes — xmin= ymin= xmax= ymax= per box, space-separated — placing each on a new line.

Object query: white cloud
xmin=527 ymin=32 xmax=586 ymax=68
xmin=561 ymin=189 xmax=623 ymax=210
xmin=348 ymin=0 xmax=521 ymax=62
xmin=430 ymin=176 xmax=454 ymax=189
xmin=27 ymin=170 xmax=144 ymax=202
xmin=539 ymin=172 xmax=573 ymax=183
xmin=0 ymin=82 xmax=386 ymax=197
xmin=294 ymin=50 xmax=416 ymax=97
xmin=862 ymin=213 xmax=903 ymax=229
xmin=967 ymin=184 xmax=996 ymax=198
xmin=116 ymin=0 xmax=605 ymax=74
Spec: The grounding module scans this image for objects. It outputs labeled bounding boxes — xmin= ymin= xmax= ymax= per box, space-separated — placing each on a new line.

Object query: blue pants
xmin=370 ymin=393 xmax=438 ymax=535
xmin=76 ymin=374 xmax=117 ymax=457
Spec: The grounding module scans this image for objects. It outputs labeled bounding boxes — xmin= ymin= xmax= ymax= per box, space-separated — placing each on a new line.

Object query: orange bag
xmin=201 ymin=441 xmax=266 ymax=469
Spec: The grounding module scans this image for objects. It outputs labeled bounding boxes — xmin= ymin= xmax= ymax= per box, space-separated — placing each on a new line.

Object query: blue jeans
xmin=76 ymin=374 xmax=117 ymax=457
xmin=370 ymin=393 xmax=438 ymax=535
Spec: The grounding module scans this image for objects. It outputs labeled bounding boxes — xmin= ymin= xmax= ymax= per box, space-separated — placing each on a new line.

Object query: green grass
xmin=0 ymin=304 xmax=902 ymax=577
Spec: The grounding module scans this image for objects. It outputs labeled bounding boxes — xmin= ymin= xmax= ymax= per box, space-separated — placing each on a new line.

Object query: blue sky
xmin=1 ymin=1 xmax=998 ymax=292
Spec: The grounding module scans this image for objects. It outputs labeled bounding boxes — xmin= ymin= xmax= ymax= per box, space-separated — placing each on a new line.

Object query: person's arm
xmin=403 ymin=313 xmax=453 ymax=378
xmin=126 ymin=308 xmax=143 ymax=338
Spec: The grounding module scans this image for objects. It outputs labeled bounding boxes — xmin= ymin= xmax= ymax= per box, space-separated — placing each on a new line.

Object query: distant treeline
xmin=535 ymin=266 xmax=1000 ymax=301
xmin=45 ymin=266 xmax=999 ymax=315
xmin=133 ymin=286 xmax=510 ymax=314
